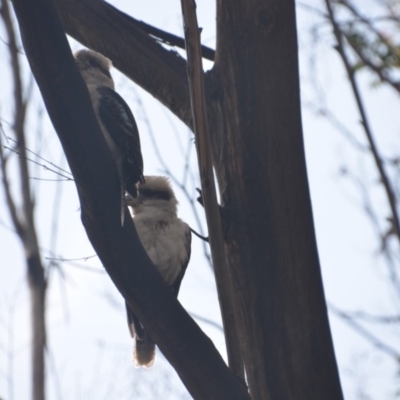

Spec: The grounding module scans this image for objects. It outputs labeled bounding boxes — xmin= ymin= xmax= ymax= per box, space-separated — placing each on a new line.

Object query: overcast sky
xmin=0 ymin=1 xmax=399 ymax=399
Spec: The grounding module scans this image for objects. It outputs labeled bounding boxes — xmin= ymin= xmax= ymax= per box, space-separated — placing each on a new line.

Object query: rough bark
xmin=12 ymin=0 xmax=250 ymax=398
xmin=180 ymin=0 xmax=244 ymax=379
xmin=209 ymin=1 xmax=344 ymax=399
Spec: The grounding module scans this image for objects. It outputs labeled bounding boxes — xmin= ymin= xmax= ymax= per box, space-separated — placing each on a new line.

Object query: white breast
xmin=133 ymin=213 xmax=189 ymax=286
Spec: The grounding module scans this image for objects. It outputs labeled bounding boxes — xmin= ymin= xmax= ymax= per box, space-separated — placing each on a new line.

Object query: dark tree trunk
xmin=205 ymin=1 xmax=344 ymax=399
xmin=27 ymin=254 xmax=47 ymax=400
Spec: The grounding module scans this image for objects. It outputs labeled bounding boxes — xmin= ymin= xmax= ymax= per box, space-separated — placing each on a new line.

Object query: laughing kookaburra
xmin=126 ymin=176 xmax=191 ymax=367
xmin=74 ymin=49 xmax=144 ymax=223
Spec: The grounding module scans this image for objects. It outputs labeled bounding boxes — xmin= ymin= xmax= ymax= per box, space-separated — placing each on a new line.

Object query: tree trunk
xmin=27 ymin=253 xmax=47 ymax=400
xmin=0 ymin=1 xmax=47 ymax=398
xmin=206 ymin=1 xmax=344 ymax=399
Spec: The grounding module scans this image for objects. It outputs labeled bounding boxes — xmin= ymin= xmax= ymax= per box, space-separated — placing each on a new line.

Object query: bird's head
xmin=74 ymin=49 xmax=114 ymax=89
xmin=127 ymin=176 xmax=178 ymax=216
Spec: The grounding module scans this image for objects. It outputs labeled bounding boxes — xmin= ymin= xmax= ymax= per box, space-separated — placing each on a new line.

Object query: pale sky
xmin=0 ymin=1 xmax=399 ymax=399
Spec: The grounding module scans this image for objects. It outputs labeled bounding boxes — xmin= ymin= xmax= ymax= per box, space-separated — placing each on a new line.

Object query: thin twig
xmin=326 ymin=0 xmax=400 ymax=246
xmin=6 ymin=135 xmax=73 ymax=176
xmin=343 ymin=310 xmax=400 ymax=324
xmin=304 ymin=100 xmax=368 ymax=152
xmin=329 ymin=303 xmax=400 ymax=359
xmin=2 ymin=145 xmax=73 ymax=181
xmin=45 ymin=254 xmax=97 ymax=262
xmin=190 ymin=227 xmax=209 ymax=242
xmin=346 ymin=165 xmax=400 ymax=297
xmin=337 ymin=0 xmax=400 ymax=93
xmin=297 ymin=1 xmax=327 ymax=17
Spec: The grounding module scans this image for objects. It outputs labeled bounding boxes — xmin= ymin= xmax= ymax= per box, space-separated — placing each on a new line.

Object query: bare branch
xmin=2 ymin=144 xmax=74 ymax=181
xmin=342 ymin=310 xmax=400 ymax=324
xmin=180 ymin=0 xmax=245 ymax=382
xmin=336 ymin=0 xmax=400 ymax=93
xmin=0 ymin=130 xmax=23 ymax=237
xmin=303 ymin=100 xmax=368 ymax=152
xmin=325 ymin=0 xmax=400 ymax=246
xmin=133 ymin=18 xmax=215 ymax=62
xmin=329 ymin=303 xmax=400 ymax=360
xmin=189 ymin=227 xmax=209 ymax=242
xmin=5 ymin=135 xmax=73 ymax=177
xmin=55 ymin=0 xmax=193 ymax=127
xmin=11 ymin=0 xmax=250 ymax=397
xmin=45 ymin=254 xmax=97 ymax=262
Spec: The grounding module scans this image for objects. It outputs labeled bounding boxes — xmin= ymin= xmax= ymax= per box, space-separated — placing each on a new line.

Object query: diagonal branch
xmin=55 ymin=0 xmax=193 ymax=127
xmin=329 ymin=303 xmax=400 ymax=360
xmin=11 ymin=0 xmax=249 ymax=398
xmin=341 ymin=310 xmax=400 ymax=324
xmin=133 ymin=19 xmax=215 ymax=62
xmin=337 ymin=0 xmax=400 ymax=93
xmin=325 ymin=0 xmax=400 ymax=244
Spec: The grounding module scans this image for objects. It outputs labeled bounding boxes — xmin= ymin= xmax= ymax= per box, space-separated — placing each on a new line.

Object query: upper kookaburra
xmin=127 ymin=176 xmax=191 ymax=367
xmin=74 ymin=49 xmax=144 ymax=223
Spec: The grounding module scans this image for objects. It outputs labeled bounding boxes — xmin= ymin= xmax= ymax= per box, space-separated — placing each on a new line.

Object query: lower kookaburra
xmin=74 ymin=49 xmax=144 ymax=223
xmin=127 ymin=176 xmax=191 ymax=367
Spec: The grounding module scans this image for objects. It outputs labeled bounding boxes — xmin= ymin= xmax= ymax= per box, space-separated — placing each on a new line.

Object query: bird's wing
xmin=172 ymin=226 xmax=192 ymax=296
xmin=97 ymin=86 xmax=144 ymax=191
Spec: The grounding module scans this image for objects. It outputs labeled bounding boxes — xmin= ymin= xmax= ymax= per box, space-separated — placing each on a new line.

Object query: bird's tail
xmin=134 ymin=330 xmax=156 ymax=368
xmin=125 ymin=302 xmax=156 ymax=368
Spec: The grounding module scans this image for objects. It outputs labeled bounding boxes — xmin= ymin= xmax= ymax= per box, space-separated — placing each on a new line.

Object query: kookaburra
xmin=126 ymin=176 xmax=191 ymax=367
xmin=74 ymin=49 xmax=144 ymax=223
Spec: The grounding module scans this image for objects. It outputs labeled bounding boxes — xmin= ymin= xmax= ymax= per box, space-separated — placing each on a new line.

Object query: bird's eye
xmin=90 ymin=59 xmax=111 ymax=79
xmin=140 ymin=189 xmax=171 ymax=201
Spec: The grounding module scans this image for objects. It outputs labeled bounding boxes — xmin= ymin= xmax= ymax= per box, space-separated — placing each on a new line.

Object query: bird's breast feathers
xmin=134 ymin=216 xmax=189 ymax=286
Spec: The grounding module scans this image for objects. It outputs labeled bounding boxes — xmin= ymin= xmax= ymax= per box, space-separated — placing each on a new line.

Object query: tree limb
xmin=325 ymin=0 xmax=400 ymax=245
xmin=180 ymin=0 xmax=245 ymax=382
xmin=336 ymin=0 xmax=400 ymax=94
xmin=0 ymin=133 xmax=23 ymax=237
xmin=11 ymin=0 xmax=250 ymax=398
xmin=329 ymin=303 xmax=400 ymax=359
xmin=1 ymin=2 xmax=47 ymax=399
xmin=133 ymin=18 xmax=215 ymax=62
xmin=54 ymin=0 xmax=193 ymax=127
